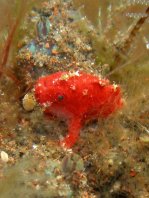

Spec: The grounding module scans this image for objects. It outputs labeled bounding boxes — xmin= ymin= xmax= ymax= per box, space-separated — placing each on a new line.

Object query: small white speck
xmin=43 ymin=102 xmax=52 ymax=108
xmin=46 ymin=180 xmax=49 ymax=184
xmin=146 ymin=43 xmax=149 ymax=49
xmin=99 ymin=79 xmax=107 ymax=86
xmin=56 ymin=175 xmax=63 ymax=180
xmin=83 ymin=89 xmax=88 ymax=96
xmin=32 ymin=144 xmax=38 ymax=149
xmin=1 ymin=151 xmax=9 ymax=162
xmin=70 ymin=85 xmax=76 ymax=90
xmin=74 ymin=71 xmax=80 ymax=76
xmin=113 ymin=83 xmax=118 ymax=91
xmin=37 ymin=83 xmax=42 ymax=87
xmin=35 ymin=184 xmax=40 ymax=190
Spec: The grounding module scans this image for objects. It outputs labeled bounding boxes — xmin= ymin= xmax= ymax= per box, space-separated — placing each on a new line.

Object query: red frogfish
xmin=34 ymin=71 xmax=123 ymax=148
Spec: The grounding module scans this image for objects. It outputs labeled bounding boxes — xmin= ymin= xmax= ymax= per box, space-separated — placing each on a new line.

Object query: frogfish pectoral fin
xmin=59 ymin=118 xmax=82 ymax=148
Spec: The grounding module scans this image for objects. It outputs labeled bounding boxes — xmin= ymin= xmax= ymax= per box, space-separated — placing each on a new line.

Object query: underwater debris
xmin=34 ymin=71 xmax=123 ymax=148
xmin=22 ymin=92 xmax=36 ymax=111
xmin=17 ymin=0 xmax=96 ymax=83
xmin=0 ymin=151 xmax=9 ymax=163
xmin=62 ymin=153 xmax=84 ymax=174
xmin=0 ymin=0 xmax=149 ymax=197
xmin=139 ymin=134 xmax=149 ymax=144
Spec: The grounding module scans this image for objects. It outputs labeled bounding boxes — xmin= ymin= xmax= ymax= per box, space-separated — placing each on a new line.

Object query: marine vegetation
xmin=0 ymin=0 xmax=148 ymax=197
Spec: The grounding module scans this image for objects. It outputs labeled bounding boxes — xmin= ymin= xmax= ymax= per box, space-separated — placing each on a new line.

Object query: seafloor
xmin=0 ymin=0 xmax=149 ymax=197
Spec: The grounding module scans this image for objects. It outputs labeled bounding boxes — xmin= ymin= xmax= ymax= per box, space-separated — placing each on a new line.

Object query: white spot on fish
xmin=113 ymin=83 xmax=118 ymax=92
xmin=37 ymin=83 xmax=42 ymax=87
xmin=43 ymin=102 xmax=52 ymax=108
xmin=83 ymin=89 xmax=88 ymax=96
xmin=70 ymin=85 xmax=76 ymax=90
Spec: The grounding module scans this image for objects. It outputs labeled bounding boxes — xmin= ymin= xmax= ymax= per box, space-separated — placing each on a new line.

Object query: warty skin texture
xmin=34 ymin=71 xmax=123 ymax=148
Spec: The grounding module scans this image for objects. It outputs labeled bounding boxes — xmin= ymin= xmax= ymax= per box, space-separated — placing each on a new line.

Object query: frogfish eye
xmin=58 ymin=95 xmax=64 ymax=101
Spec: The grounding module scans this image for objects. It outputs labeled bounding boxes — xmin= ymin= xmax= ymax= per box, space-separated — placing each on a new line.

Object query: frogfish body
xmin=34 ymin=71 xmax=123 ymax=148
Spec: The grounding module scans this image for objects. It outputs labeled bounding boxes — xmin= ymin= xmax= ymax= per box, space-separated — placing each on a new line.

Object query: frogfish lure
xmin=34 ymin=71 xmax=123 ymax=148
